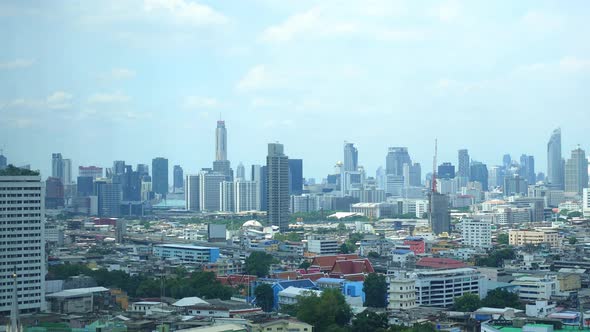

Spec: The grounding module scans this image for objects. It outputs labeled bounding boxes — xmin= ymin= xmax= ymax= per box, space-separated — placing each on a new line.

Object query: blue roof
xmin=392 ymin=249 xmax=412 ymax=254
xmin=316 ymin=278 xmax=346 ymax=284
xmin=276 ymin=279 xmax=316 ymax=289
xmin=405 ymin=236 xmax=424 ymax=241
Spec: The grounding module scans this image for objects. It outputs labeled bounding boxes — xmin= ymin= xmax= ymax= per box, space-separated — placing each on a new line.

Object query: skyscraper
xmin=386 ymin=147 xmax=411 ymax=176
xmin=343 ymin=142 xmax=358 ymax=172
xmin=457 ymin=149 xmax=470 ymax=178
xmin=288 ymin=159 xmax=303 ymax=195
xmin=199 ymin=170 xmax=225 ymax=211
xmin=185 ymin=174 xmax=200 ymax=211
xmin=503 ymin=154 xmax=512 ymax=169
xmin=51 ymin=153 xmax=63 ymax=181
xmin=173 ymin=165 xmax=184 ymax=192
xmin=520 ymin=155 xmax=536 ymax=185
xmin=565 ymin=147 xmax=589 ymax=195
xmin=0 ymin=151 xmax=6 ymax=170
xmin=430 ymin=192 xmax=450 ymax=235
xmin=0 ymin=168 xmax=46 ymax=315
xmin=437 ymin=162 xmax=455 ymax=179
xmin=216 ymin=120 xmax=227 ymax=161
xmin=62 ymin=159 xmax=72 ymax=185
xmin=137 ymin=164 xmax=150 ymax=179
xmin=236 ymin=162 xmax=245 ymax=180
xmin=113 ymin=160 xmax=126 ymax=176
xmin=95 ymin=181 xmax=122 ymax=217
xmin=267 ymin=143 xmax=290 ymax=232
xmin=234 ymin=180 xmax=259 ymax=212
xmin=470 ymin=161 xmax=489 ymax=191
xmin=547 ymin=128 xmax=564 ymax=189
xmin=152 ymin=157 xmax=169 ymax=198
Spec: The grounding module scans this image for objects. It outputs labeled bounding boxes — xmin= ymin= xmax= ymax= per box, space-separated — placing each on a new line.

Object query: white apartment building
xmin=511 ymin=275 xmax=557 ymax=302
xmin=234 ymin=181 xmax=259 ymax=212
xmin=582 ymin=188 xmax=590 ymax=218
xmin=307 ymin=237 xmax=339 ymax=255
xmin=387 ymin=275 xmax=417 ymax=311
xmin=509 ymin=230 xmax=561 ymax=247
xmin=0 ymin=174 xmax=46 ymax=314
xmin=461 ymin=219 xmax=492 ymax=249
xmin=413 ymin=268 xmax=486 ymax=308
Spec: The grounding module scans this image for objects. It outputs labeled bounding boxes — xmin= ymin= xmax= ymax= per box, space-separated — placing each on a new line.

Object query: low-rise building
xmin=153 ymin=244 xmax=220 ymax=263
xmin=509 ymin=230 xmax=561 ymax=247
xmin=413 ymin=268 xmax=485 ymax=307
xmin=511 ymin=275 xmax=557 ymax=302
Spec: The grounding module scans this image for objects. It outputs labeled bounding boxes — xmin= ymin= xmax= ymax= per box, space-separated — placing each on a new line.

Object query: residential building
xmin=511 ymin=275 xmax=557 ymax=302
xmin=307 ymin=237 xmax=339 ymax=255
xmin=0 ymin=171 xmax=46 ymax=314
xmin=153 ymin=244 xmax=220 ymax=264
xmin=185 ymin=174 xmax=199 ymax=211
xmin=199 ymin=170 xmax=225 ymax=212
xmin=413 ymin=268 xmax=485 ymax=308
xmin=290 ymin=194 xmax=318 ymax=213
xmin=267 ymin=143 xmax=290 ymax=232
xmin=458 ymin=149 xmax=470 ymax=178
xmin=387 ymin=275 xmax=417 ymax=311
xmin=234 ymin=180 xmax=259 ymax=212
xmin=509 ymin=229 xmax=560 ymax=247
xmin=95 ymin=181 xmax=122 ymax=217
xmin=220 ymin=181 xmax=235 ymax=212
xmin=173 ymin=165 xmax=183 ymax=193
xmin=461 ymin=219 xmax=492 ymax=249
xmin=386 ymin=147 xmax=411 ymax=176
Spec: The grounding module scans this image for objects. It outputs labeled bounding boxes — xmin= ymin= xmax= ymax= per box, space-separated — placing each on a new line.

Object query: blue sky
xmin=1 ymin=0 xmax=589 ymax=180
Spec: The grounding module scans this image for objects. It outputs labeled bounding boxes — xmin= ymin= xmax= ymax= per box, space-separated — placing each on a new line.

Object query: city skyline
xmin=1 ymin=1 xmax=590 ymax=179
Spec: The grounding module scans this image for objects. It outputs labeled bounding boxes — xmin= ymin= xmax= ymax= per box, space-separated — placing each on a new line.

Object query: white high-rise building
xmin=220 ymin=181 xmax=235 ymax=212
xmin=564 ymin=147 xmax=588 ymax=196
xmin=0 ymin=171 xmax=46 ymax=315
xmin=414 ymin=268 xmax=485 ymax=307
xmin=62 ymin=159 xmax=72 ymax=185
xmin=199 ymin=171 xmax=225 ymax=212
xmin=461 ymin=219 xmax=492 ymax=249
xmin=583 ymin=188 xmax=590 ymax=218
xmin=234 ymin=180 xmax=259 ymax=212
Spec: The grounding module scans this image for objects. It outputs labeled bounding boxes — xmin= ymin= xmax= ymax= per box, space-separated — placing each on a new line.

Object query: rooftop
xmin=155 ymin=244 xmax=218 ymax=250
xmin=47 ymin=287 xmax=110 ymax=298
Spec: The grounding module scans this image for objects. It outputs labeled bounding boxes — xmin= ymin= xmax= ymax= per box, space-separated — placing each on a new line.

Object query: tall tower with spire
xmin=216 ymin=120 xmax=227 ymax=161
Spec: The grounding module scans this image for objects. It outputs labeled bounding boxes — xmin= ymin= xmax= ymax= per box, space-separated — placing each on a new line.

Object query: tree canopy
xmin=496 ymin=233 xmax=509 ymax=245
xmin=363 ymin=273 xmax=387 ymax=308
xmin=475 ymin=248 xmax=515 ymax=267
xmin=244 ymin=251 xmax=276 ymax=277
xmin=293 ymin=288 xmax=353 ymax=332
xmin=454 ymin=293 xmax=481 ymax=312
xmin=482 ymin=289 xmax=523 ymax=309
xmin=254 ymin=283 xmax=274 ymax=312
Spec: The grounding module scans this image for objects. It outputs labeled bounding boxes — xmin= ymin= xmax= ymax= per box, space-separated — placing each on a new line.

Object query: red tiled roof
xmin=300 ymin=272 xmax=326 ymax=281
xmin=310 ymin=254 xmax=359 ymax=271
xmin=416 ymin=257 xmax=467 ymax=269
xmin=217 ymin=274 xmax=257 ymax=286
xmin=330 ymin=258 xmax=374 ymax=276
xmin=272 ymin=271 xmax=299 ymax=280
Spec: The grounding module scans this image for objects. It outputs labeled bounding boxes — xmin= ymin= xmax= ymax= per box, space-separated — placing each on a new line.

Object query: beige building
xmin=248 ymin=319 xmax=313 ymax=332
xmin=508 ymin=229 xmax=560 ymax=247
xmin=557 ymin=273 xmax=581 ymax=292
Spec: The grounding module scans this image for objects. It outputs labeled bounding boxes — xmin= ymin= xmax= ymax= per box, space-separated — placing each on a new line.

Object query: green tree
xmin=482 ymin=289 xmax=523 ymax=309
xmin=352 ymin=310 xmax=389 ymax=332
xmin=244 ymin=251 xmax=275 ymax=277
xmin=299 ymin=260 xmax=311 ymax=270
xmin=296 ymin=288 xmax=352 ymax=332
xmin=453 ymin=293 xmax=482 ymax=312
xmin=254 ymin=284 xmax=274 ymax=312
xmin=363 ymin=273 xmax=387 ymax=308
xmin=340 ymin=243 xmax=351 ymax=254
xmin=337 ymin=223 xmax=347 ymax=233
xmin=475 ymin=248 xmax=515 ymax=267
xmin=559 ymin=209 xmax=569 ymax=216
xmin=568 ymin=211 xmax=582 ymax=218
xmin=368 ymin=251 xmax=380 ymax=258
xmin=569 ymin=236 xmax=578 ymax=245
xmin=496 ymin=233 xmax=509 ymax=245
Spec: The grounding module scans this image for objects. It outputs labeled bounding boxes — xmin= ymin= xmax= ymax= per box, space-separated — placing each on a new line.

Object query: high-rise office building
xmin=185 ymin=174 xmax=200 ymax=211
xmin=565 ymin=147 xmax=589 ymax=195
xmin=430 ymin=192 xmax=450 ymax=235
xmin=470 ymin=161 xmax=489 ymax=191
xmin=457 ymin=149 xmax=470 ymax=178
xmin=503 ymin=154 xmax=512 ymax=169
xmin=137 ymin=164 xmax=150 ymax=179
xmin=62 ymin=159 xmax=72 ymax=185
xmin=113 ymin=160 xmax=126 ymax=176
xmin=79 ymin=166 xmax=103 ymax=179
xmin=547 ymin=128 xmax=564 ymax=189
xmin=152 ymin=157 xmax=168 ymax=198
xmin=213 ymin=160 xmax=232 ymax=181
xmin=199 ymin=170 xmax=225 ymax=211
xmin=288 ymin=159 xmax=303 ymax=195
xmin=216 ymin=120 xmax=227 ymax=161
xmin=0 ymin=151 xmax=6 ymax=170
xmin=122 ymin=166 xmax=141 ymax=201
xmin=77 ymin=176 xmax=94 ymax=197
xmin=403 ymin=163 xmax=422 ymax=187
xmin=51 ymin=153 xmax=63 ymax=180
xmin=236 ymin=163 xmax=245 ymax=180
xmin=45 ymin=177 xmax=64 ymax=209
xmin=519 ymin=155 xmax=536 ymax=186
xmin=343 ymin=142 xmax=358 ymax=172
xmin=95 ymin=181 xmax=122 ymax=217
xmin=504 ymin=174 xmax=528 ymax=196
xmin=173 ymin=165 xmax=184 ymax=192
xmin=251 ymin=165 xmax=267 ymax=211
xmin=386 ymin=147 xmax=411 ymax=176
xmin=0 ymin=170 xmax=46 ymax=315
xmin=267 ymin=143 xmax=290 ymax=232
xmin=437 ymin=162 xmax=455 ymax=179
xmin=220 ymin=181 xmax=235 ymax=212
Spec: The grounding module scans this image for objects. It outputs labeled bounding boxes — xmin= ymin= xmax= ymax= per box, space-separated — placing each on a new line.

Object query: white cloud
xmin=88 ymin=92 xmax=131 ymax=104
xmin=47 ymin=91 xmax=73 ymax=109
xmin=183 ymin=96 xmax=219 ymax=109
xmin=522 ymin=11 xmax=562 ymax=31
xmin=559 ymin=56 xmax=590 ymax=72
xmin=100 ymin=68 xmax=136 ymax=80
xmin=517 ymin=56 xmax=590 ymax=74
xmin=237 ymin=65 xmax=276 ymax=91
xmin=0 ymin=59 xmax=35 ymax=69
xmin=143 ymin=0 xmax=228 ymax=25
xmin=430 ymin=0 xmax=461 ymax=23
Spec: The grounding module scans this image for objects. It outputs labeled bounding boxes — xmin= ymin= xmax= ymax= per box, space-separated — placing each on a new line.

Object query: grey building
xmin=52 ymin=153 xmax=63 ymax=181
xmin=470 ymin=161 xmax=489 ymax=191
xmin=216 ymin=120 xmax=227 ymax=161
xmin=288 ymin=159 xmax=303 ymax=195
xmin=457 ymin=149 xmax=470 ymax=178
xmin=199 ymin=170 xmax=225 ymax=212
xmin=386 ymin=147 xmax=411 ymax=176
xmin=430 ymin=192 xmax=450 ymax=235
xmin=267 ymin=143 xmax=290 ymax=232
xmin=252 ymin=165 xmax=267 ymax=211
xmin=343 ymin=142 xmax=358 ymax=172
xmin=95 ymin=181 xmax=122 ymax=217
xmin=173 ymin=165 xmax=184 ymax=192
xmin=0 ymin=152 xmax=6 ymax=170
xmin=152 ymin=157 xmax=168 ymax=198
xmin=565 ymin=147 xmax=588 ymax=195
xmin=236 ymin=162 xmax=245 ymax=180
xmin=504 ymin=174 xmax=528 ymax=196
xmin=185 ymin=174 xmax=200 ymax=211
xmin=519 ymin=154 xmax=536 ymax=185
xmin=547 ymin=128 xmax=564 ymax=189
